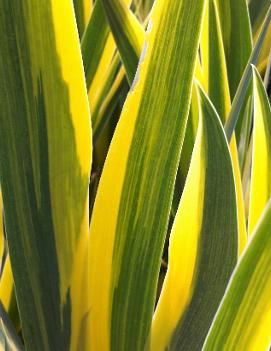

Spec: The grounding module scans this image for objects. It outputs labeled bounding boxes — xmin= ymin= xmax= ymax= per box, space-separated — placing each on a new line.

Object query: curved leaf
xmin=151 ymin=84 xmax=238 ymax=351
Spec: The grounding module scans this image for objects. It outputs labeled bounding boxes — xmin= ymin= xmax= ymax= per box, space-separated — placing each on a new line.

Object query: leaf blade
xmin=0 ymin=1 xmax=91 ymax=350
xmin=203 ymin=200 xmax=271 ymax=350
xmin=89 ymin=0 xmax=206 ymax=350
xmin=151 ymin=84 xmax=238 ymax=351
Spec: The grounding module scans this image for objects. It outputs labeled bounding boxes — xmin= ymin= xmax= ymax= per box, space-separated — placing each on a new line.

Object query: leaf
xmin=0 ymin=191 xmax=4 ymax=267
xmin=201 ymin=0 xmax=247 ymax=254
xmin=0 ymin=302 xmax=24 ymax=351
xmin=101 ymin=0 xmax=145 ymax=84
xmin=93 ymin=66 xmax=128 ymax=143
xmin=151 ymin=83 xmax=238 ymax=351
xmin=248 ymin=66 xmax=271 ymax=235
xmin=81 ymin=0 xmax=131 ymax=108
xmin=0 ymin=2 xmax=91 ymax=350
xmin=249 ymin=0 xmax=271 ymax=37
xmin=238 ymin=95 xmax=253 ymax=175
xmin=81 ymin=0 xmax=131 ymax=147
xmin=88 ymin=0 xmax=206 ymax=350
xmin=203 ymin=199 xmax=271 ymax=350
xmin=0 ymin=258 xmax=13 ymax=319
xmin=177 ymin=85 xmax=199 ymax=192
xmin=215 ymin=0 xmax=252 ymax=99
xmin=134 ymin=0 xmax=154 ymax=20
xmin=73 ymin=0 xmax=92 ymax=38
xmin=91 ymin=53 xmax=123 ymax=133
xmin=225 ymin=4 xmax=271 ymax=142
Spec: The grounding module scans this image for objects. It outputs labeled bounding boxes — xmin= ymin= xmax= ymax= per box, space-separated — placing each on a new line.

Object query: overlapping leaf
xmin=101 ymin=0 xmax=144 ymax=84
xmin=151 ymin=84 xmax=238 ymax=351
xmin=225 ymin=4 xmax=271 ymax=141
xmin=201 ymin=0 xmax=247 ymax=254
xmin=89 ymin=0 xmax=206 ymax=350
xmin=215 ymin=0 xmax=252 ymax=99
xmin=73 ymin=0 xmax=92 ymax=38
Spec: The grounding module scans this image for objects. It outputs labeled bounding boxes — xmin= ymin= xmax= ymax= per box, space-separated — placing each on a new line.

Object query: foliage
xmin=0 ymin=0 xmax=271 ymax=350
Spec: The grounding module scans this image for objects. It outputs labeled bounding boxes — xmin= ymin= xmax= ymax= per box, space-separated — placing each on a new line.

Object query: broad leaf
xmin=0 ymin=1 xmax=91 ymax=350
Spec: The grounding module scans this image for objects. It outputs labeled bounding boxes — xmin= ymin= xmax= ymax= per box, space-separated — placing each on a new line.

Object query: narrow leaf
xmin=225 ymin=4 xmax=271 ymax=142
xmin=0 ymin=302 xmax=23 ymax=351
xmin=81 ymin=0 xmax=131 ymax=108
xmin=73 ymin=0 xmax=92 ymax=38
xmin=248 ymin=66 xmax=271 ymax=234
xmin=101 ymin=0 xmax=145 ymax=84
xmin=215 ymin=0 xmax=252 ymax=99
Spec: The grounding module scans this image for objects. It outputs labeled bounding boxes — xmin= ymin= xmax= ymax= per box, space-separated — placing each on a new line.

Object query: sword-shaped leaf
xmin=151 ymin=84 xmax=238 ymax=351
xmin=89 ymin=0 xmax=206 ymax=350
